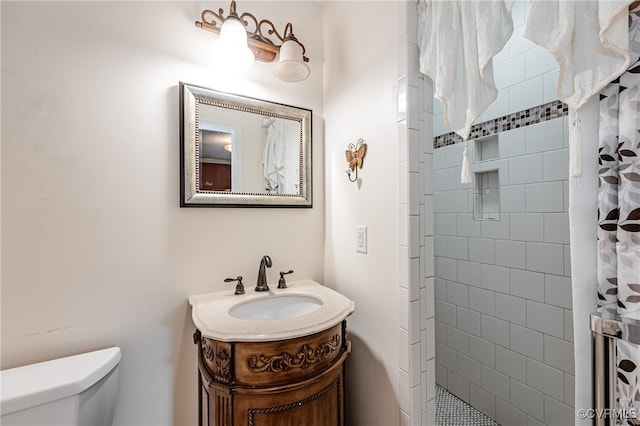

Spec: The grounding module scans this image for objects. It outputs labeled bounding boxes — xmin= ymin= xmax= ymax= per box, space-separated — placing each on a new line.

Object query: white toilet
xmin=0 ymin=347 xmax=121 ymax=426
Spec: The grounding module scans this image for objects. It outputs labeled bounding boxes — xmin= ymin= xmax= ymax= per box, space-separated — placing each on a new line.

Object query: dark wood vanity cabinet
xmin=193 ymin=322 xmax=350 ymax=426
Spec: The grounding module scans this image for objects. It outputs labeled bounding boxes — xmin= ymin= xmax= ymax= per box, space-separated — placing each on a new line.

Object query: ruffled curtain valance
xmin=417 ymin=0 xmax=633 ymax=140
xmin=417 ymin=0 xmax=514 ymax=140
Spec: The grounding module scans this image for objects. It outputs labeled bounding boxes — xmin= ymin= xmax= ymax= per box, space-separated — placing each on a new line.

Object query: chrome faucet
xmin=255 ymin=255 xmax=272 ymax=292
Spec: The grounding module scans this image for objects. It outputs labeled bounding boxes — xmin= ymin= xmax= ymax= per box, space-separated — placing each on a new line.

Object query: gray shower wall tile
xmin=510 ymin=269 xmax=545 ymax=301
xmin=435 ymin=320 xmax=447 ymax=344
xmin=446 ymin=236 xmax=469 ymax=260
xmin=436 ymin=342 xmax=458 ymax=372
xmin=435 ymin=167 xmax=457 ymax=191
xmin=526 ymin=358 xmax=564 ymax=401
xmin=434 ymin=145 xmax=446 ymax=170
xmin=456 ymin=213 xmax=481 ymax=237
xmin=458 ymin=307 xmax=482 ymax=337
xmin=435 ymin=213 xmax=457 ymax=235
xmin=495 ymin=240 xmax=526 ymax=269
xmin=564 ymin=374 xmax=575 ymax=406
xmin=458 ymin=260 xmax=482 ymax=287
xmin=495 ymin=346 xmax=526 ymax=382
xmin=543 ymin=148 xmax=569 ymax=181
xmin=525 ymin=118 xmax=564 ymax=154
xmin=447 ymin=326 xmax=470 ymax=355
xmin=481 ymin=264 xmax=510 ymax=294
xmin=434 ymin=191 xmax=447 ymax=213
xmin=544 ymin=274 xmax=572 ymax=309
xmin=481 ymin=365 xmax=510 ymax=402
xmin=469 ymin=238 xmax=495 ymax=264
xmin=496 ymin=398 xmax=528 ymax=426
xmin=510 ymin=324 xmax=543 ymax=361
xmin=435 ymin=300 xmax=457 ymax=326
xmin=481 ymin=216 xmax=511 ymax=240
xmin=510 ymin=213 xmax=544 ymax=242
xmin=526 ymin=181 xmax=564 ymax=212
xmin=469 ymin=335 xmax=495 ymax=367
xmin=436 ymin=257 xmax=457 ymax=281
xmin=445 ymin=141 xmax=465 ymax=168
xmin=458 ymin=353 xmax=482 ymax=385
xmin=564 ymin=309 xmax=574 ymax=342
xmin=470 ymin=383 xmax=496 ymax=419
xmin=564 ymin=245 xmax=572 ymax=277
xmin=495 ymin=293 xmax=526 ymax=326
xmin=500 ymin=185 xmax=526 ymax=212
xmin=435 ymin=278 xmax=447 ymax=301
xmin=478 ymin=159 xmax=509 ymax=188
xmin=544 ymin=335 xmax=575 ymax=374
xmin=446 ymin=281 xmax=469 ymax=307
xmin=526 ymin=300 xmax=564 ymax=338
xmin=526 ymin=242 xmax=564 ymax=275
xmin=510 ymin=76 xmax=544 ymax=113
xmin=481 ymin=315 xmax=509 ymax=347
xmin=527 ymin=415 xmax=546 ymax=426
xmin=469 ymin=287 xmax=496 ymax=316
xmin=508 ymin=153 xmax=543 ymax=185
xmin=544 ymin=396 xmax=575 ymax=426
xmin=448 ymin=372 xmax=471 ymax=403
xmin=510 ymin=379 xmax=545 ymax=421
xmin=498 ymin=127 xmax=526 ymax=158
xmin=446 ymin=189 xmax=471 ymax=213
xmin=436 ymin=363 xmax=448 ymax=387
xmin=434 ymin=235 xmax=446 ymax=257
xmin=544 ymin=213 xmax=570 ymax=244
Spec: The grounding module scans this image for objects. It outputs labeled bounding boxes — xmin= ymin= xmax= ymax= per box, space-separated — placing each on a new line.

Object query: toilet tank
xmin=0 ymin=347 xmax=121 ymax=426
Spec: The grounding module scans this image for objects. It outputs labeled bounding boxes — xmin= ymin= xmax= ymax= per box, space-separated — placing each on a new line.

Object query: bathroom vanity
xmin=189 ymin=280 xmax=355 ymax=426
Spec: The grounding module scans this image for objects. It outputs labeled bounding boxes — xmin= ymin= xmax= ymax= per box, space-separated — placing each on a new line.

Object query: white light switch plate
xmin=356 ymin=225 xmax=367 ymax=254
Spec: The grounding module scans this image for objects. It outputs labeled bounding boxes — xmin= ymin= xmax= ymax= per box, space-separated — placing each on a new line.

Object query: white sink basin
xmin=229 ymin=295 xmax=322 ymax=321
xmin=189 ymin=279 xmax=355 ymax=342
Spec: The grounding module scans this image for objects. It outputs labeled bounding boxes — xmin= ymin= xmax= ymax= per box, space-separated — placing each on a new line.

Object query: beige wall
xmin=322 ymin=2 xmax=401 ymax=425
xmin=1 ymin=2 xmax=324 ymax=425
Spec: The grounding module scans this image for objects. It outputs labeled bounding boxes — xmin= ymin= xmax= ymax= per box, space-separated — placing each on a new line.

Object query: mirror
xmin=180 ymin=82 xmax=312 ymax=207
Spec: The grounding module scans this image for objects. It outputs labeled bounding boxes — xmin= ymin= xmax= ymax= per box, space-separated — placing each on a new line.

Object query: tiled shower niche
xmin=474 ymin=170 xmax=500 ymax=221
xmin=473 ymin=136 xmax=500 ymax=221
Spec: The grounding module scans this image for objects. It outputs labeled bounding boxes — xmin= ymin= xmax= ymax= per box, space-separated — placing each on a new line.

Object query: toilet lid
xmin=0 ymin=347 xmax=121 ymax=415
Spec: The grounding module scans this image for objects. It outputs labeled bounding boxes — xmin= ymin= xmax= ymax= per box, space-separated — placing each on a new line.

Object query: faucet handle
xmin=224 ymin=276 xmax=245 ymax=295
xmin=277 ymin=270 xmax=294 ymax=289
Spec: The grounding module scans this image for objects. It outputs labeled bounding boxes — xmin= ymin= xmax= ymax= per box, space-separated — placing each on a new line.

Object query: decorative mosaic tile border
xmin=433 ymin=100 xmax=568 ymax=149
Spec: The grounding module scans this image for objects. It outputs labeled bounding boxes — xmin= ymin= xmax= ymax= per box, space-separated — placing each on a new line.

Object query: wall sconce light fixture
xmin=196 ymin=1 xmax=310 ymax=82
xmin=345 ymin=138 xmax=367 ymax=182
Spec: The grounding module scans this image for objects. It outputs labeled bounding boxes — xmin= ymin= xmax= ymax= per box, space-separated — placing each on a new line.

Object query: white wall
xmin=322 ymin=2 xmax=401 ymax=425
xmin=1 ymin=2 xmax=324 ymax=425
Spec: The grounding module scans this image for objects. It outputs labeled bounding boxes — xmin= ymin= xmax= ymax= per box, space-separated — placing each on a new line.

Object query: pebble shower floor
xmin=436 ymin=385 xmax=500 ymax=426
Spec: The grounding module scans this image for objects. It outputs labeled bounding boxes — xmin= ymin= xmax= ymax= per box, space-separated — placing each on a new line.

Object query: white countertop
xmin=189 ymin=279 xmax=355 ymax=342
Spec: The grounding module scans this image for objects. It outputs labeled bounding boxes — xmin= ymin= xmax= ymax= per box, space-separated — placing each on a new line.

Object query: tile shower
xmin=433 ymin=113 xmax=576 ymax=425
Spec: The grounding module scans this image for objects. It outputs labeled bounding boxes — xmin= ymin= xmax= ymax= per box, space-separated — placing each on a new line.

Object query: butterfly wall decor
xmin=345 ymin=138 xmax=367 ymax=182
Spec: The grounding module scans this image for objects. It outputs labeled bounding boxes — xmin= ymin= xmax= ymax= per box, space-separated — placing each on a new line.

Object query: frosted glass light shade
xmin=210 ymin=17 xmax=254 ymax=71
xmin=274 ymin=39 xmax=309 ymax=82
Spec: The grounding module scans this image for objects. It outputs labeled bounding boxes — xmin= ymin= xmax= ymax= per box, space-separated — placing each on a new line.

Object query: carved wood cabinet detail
xmin=194 ymin=322 xmax=351 ymax=426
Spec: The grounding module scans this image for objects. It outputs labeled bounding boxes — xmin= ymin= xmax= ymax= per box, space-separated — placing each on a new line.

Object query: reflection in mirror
xmin=200 ymin=128 xmax=233 ymax=191
xmin=180 ymin=82 xmax=312 ymax=207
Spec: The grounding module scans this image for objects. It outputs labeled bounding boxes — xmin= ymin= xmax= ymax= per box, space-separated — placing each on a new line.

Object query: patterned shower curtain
xmin=597 ymin=4 xmax=640 ymax=423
